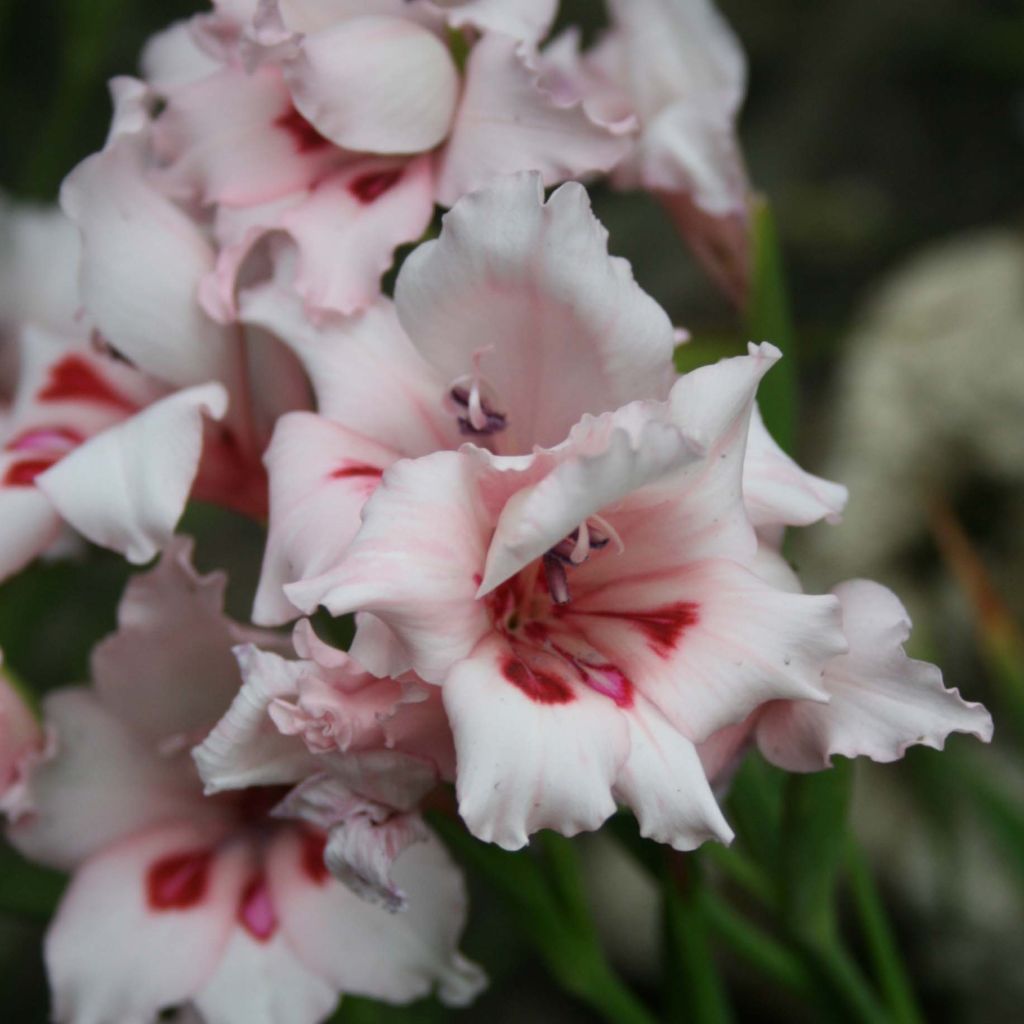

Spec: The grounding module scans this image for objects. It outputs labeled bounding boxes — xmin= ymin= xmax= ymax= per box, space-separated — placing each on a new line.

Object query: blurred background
xmin=0 ymin=0 xmax=1022 ymax=1021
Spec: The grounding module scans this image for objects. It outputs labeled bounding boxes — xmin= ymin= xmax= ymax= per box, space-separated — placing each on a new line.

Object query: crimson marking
xmin=301 ymin=831 xmax=329 ymax=885
xmin=349 ymin=169 xmax=403 ymax=205
xmin=38 ymin=356 xmax=136 ymax=413
xmin=147 ymin=849 xmax=214 ymax=911
xmin=563 ymin=602 xmax=699 ymax=658
xmin=275 ymin=106 xmax=331 ymax=154
xmin=331 ymin=463 xmax=384 ymax=481
xmin=3 ymin=457 xmax=57 ymax=488
xmin=502 ymin=657 xmax=575 ymax=705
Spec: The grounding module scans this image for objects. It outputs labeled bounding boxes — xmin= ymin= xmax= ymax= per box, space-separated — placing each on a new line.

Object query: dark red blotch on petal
xmin=331 ymin=462 xmax=384 ymax=481
xmin=301 ymin=831 xmax=329 ymax=886
xmin=147 ymin=849 xmax=214 ymax=911
xmin=38 ymin=355 xmax=136 ymax=413
xmin=567 ymin=602 xmax=700 ymax=658
xmin=3 ymin=457 xmax=58 ymax=488
xmin=276 ymin=106 xmax=332 ymax=154
xmin=349 ymin=169 xmax=403 ymax=205
xmin=502 ymin=657 xmax=575 ymax=705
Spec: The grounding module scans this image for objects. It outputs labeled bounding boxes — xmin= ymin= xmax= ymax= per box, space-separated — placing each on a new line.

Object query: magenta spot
xmin=566 ymin=602 xmax=700 ymax=658
xmin=349 ymin=169 xmax=403 ymax=205
xmin=502 ymin=657 xmax=575 ymax=705
xmin=582 ymin=663 xmax=634 ymax=708
xmin=331 ymin=462 xmax=384 ymax=481
xmin=5 ymin=426 xmax=83 ymax=453
xmin=549 ymin=640 xmax=634 ymax=708
xmin=301 ymin=831 xmax=329 ymax=885
xmin=147 ymin=849 xmax=214 ymax=911
xmin=238 ymin=873 xmax=277 ymax=942
xmin=276 ymin=106 xmax=331 ymax=154
xmin=3 ymin=457 xmax=58 ymax=488
xmin=38 ymin=356 xmax=136 ymax=413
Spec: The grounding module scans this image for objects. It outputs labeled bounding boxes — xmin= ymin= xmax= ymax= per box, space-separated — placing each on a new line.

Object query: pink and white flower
xmin=245 ymin=172 xmax=677 ymax=624
xmin=118 ymin=0 xmax=630 ymax=324
xmin=283 ymin=342 xmax=850 ymax=851
xmin=194 ymin=617 xmax=456 ymax=911
xmin=7 ymin=541 xmax=483 ymax=1023
xmin=542 ymin=0 xmax=752 ymax=301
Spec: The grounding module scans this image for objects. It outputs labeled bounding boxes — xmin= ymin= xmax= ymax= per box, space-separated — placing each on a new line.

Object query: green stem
xmin=661 ymin=856 xmax=734 ymax=1024
xmin=844 ymin=842 xmax=923 ymax=1024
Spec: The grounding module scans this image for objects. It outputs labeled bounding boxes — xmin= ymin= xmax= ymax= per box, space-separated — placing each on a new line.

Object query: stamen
xmin=543 ymin=553 xmax=571 ymax=605
xmin=569 ymin=520 xmax=591 ymax=564
xmin=445 ymin=348 xmax=507 ymax=438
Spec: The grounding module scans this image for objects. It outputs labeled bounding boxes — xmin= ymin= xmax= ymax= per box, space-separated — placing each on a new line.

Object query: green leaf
xmin=778 ymin=760 xmax=853 ymax=941
xmin=0 ymin=843 xmax=65 ymax=920
xmin=746 ymin=196 xmax=799 ymax=453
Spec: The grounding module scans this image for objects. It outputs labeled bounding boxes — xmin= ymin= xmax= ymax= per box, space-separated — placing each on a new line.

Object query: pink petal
xmin=46 ymin=824 xmax=247 ymax=1024
xmin=9 ymin=690 xmax=209 ymax=872
xmin=436 ymin=33 xmax=632 ymax=207
xmin=269 ymin=826 xmax=486 ymax=1005
xmin=253 ymin=412 xmax=399 ymax=625
xmin=564 ymin=558 xmax=845 ymax=742
xmin=743 ymin=403 xmax=848 ymax=536
xmin=239 ymin=290 xmax=456 ymax=455
xmin=60 ymin=131 xmax=232 ymax=389
xmin=395 ymin=173 xmax=676 ymax=450
xmin=425 ymin=0 xmax=557 ymax=41
xmin=756 ymin=579 xmax=994 ymax=770
xmin=283 ymin=16 xmax=459 ymax=154
xmin=155 ymin=65 xmax=339 ymax=207
xmin=90 ymin=538 xmax=274 ymax=750
xmin=285 ymin=451 xmax=491 ymax=683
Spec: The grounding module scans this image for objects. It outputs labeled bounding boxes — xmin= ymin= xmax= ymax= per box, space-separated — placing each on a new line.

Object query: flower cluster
xmin=0 ymin=2 xmax=992 ymax=1023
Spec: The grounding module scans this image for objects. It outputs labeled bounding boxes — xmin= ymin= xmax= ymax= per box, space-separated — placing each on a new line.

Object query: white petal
xmin=756 ymin=579 xmax=994 ymax=770
xmin=743 ymin=404 xmax=847 ymax=534
xmin=480 ymin=410 xmax=701 ymax=593
xmin=615 ymin=696 xmax=733 ymax=850
xmin=430 ymin=0 xmax=556 ymax=40
xmin=270 ymin=826 xmax=485 ymax=1006
xmin=0 ymin=484 xmax=63 ymax=583
xmin=37 ymin=383 xmax=228 ymax=564
xmin=192 ymin=923 xmax=338 ymax=1024
xmin=444 ymin=634 xmax=629 ymax=850
xmin=193 ymin=645 xmax=318 ymax=794
xmin=396 ymin=173 xmax=676 ymax=450
xmin=283 ymin=16 xmax=459 ymax=153
xmin=47 ymin=824 xmax=246 ymax=1024
xmin=60 ymin=135 xmax=232 ymax=388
